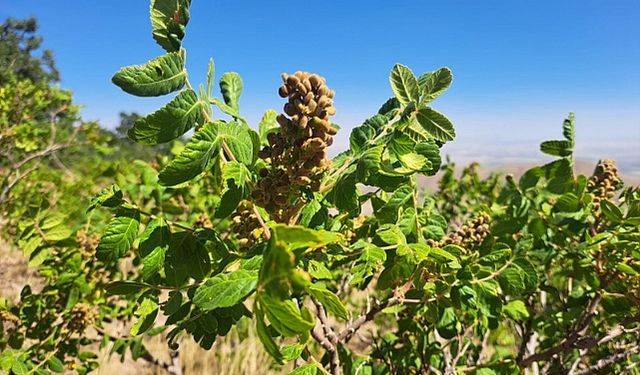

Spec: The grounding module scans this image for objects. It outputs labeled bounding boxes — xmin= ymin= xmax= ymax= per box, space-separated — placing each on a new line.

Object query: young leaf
xmin=112 ymin=52 xmax=186 ymax=97
xmin=105 ymin=281 xmax=150 ymax=295
xmin=540 ymin=140 xmax=573 ymax=157
xmin=193 ymin=269 xmax=258 ymax=311
xmin=307 ymin=284 xmax=349 ymax=320
xmin=258 ymin=109 xmax=278 ymax=145
xmin=158 ymin=122 xmax=221 ymax=186
xmin=417 ymin=67 xmax=453 ymax=104
xmin=389 ymin=64 xmax=419 ymax=105
xmin=150 ymin=0 xmax=191 ymax=52
xmin=96 ymin=207 xmax=140 ymax=262
xmin=563 ymin=112 xmax=575 ymax=144
xmin=260 ymin=295 xmax=315 ymax=337
xmin=415 ymin=107 xmax=455 ymax=142
xmin=271 ymin=224 xmax=344 ymax=251
xmin=139 ymin=218 xmax=172 ymax=280
xmin=130 ymin=298 xmax=159 ymax=336
xmin=87 ymin=184 xmax=123 ymax=212
xmin=220 ymin=72 xmax=243 ymax=111
xmin=128 ymin=89 xmax=204 ymax=144
xmin=288 ymin=364 xmax=319 ymax=375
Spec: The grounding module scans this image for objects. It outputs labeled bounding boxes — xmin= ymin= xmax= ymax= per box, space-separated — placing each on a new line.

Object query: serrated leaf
xmin=258 ymin=109 xmax=278 ymax=145
xmin=260 ymin=295 xmax=315 ymax=337
xmin=540 ymin=140 xmax=573 ymax=157
xmin=112 ymin=52 xmax=186 ymax=97
xmin=415 ymin=107 xmax=455 ymax=142
xmin=389 ymin=64 xmax=419 ymax=105
xmin=139 ymin=218 xmax=171 ymax=280
xmin=255 ymin=305 xmax=283 ymax=363
xmin=272 ymin=224 xmax=344 ymax=251
xmin=563 ymin=112 xmax=575 ymax=144
xmin=96 ymin=208 xmax=140 ymax=262
xmin=600 ymin=200 xmax=623 ymax=222
xmin=158 ymin=122 xmax=220 ymax=185
xmin=215 ymin=161 xmax=250 ymax=219
xmin=307 ymin=284 xmax=348 ymax=320
xmin=220 ymin=72 xmax=243 ymax=111
xmin=193 ymin=269 xmax=258 ymax=311
xmin=150 ymin=0 xmax=191 ymax=52
xmin=417 ymin=67 xmax=453 ymax=104
xmin=130 ymin=298 xmax=159 ymax=336
xmin=88 ymin=184 xmax=123 ymax=211
xmin=128 ymin=89 xmax=204 ymax=144
xmin=503 ymin=300 xmax=529 ymax=321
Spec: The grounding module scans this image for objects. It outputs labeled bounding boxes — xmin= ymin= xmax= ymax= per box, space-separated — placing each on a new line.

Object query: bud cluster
xmin=66 ymin=303 xmax=98 ymax=333
xmin=253 ymin=71 xmax=337 ymax=222
xmin=230 ymin=203 xmax=263 ymax=248
xmin=76 ymin=230 xmax=100 ymax=259
xmin=588 ymin=159 xmax=621 ymax=212
xmin=434 ymin=213 xmax=491 ymax=249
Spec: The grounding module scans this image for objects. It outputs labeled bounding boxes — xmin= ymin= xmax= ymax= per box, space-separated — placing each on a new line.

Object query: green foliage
xmin=1 ymin=3 xmax=639 ymax=375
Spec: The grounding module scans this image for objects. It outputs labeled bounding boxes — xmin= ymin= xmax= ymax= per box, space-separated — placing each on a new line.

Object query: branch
xmin=312 ymin=298 xmax=340 ymax=374
xmin=337 ymin=281 xmax=413 ymax=343
xmin=520 ymin=314 xmax=640 ymax=368
xmin=574 ymin=345 xmax=640 ymax=375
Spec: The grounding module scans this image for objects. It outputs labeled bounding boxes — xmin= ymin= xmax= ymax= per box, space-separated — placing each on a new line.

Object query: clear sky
xmin=2 ymin=1 xmax=639 ymax=173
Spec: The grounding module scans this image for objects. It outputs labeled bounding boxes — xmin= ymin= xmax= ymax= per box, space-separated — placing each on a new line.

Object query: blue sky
xmin=2 ymin=1 xmax=639 ymax=172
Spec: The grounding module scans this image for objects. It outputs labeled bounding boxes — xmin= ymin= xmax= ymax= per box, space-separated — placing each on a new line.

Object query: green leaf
xmin=308 ymin=260 xmax=332 ymax=280
xmin=272 ymin=224 xmax=344 ymax=251
xmin=389 ymin=64 xmax=419 ymax=105
xmin=47 ymin=356 xmax=64 ymax=373
xmin=96 ymin=208 xmax=140 ymax=262
xmin=260 ymin=295 xmax=315 ymax=337
xmin=11 ymin=360 xmax=28 ymax=375
xmin=158 ymin=122 xmax=221 ymax=186
xmin=258 ymin=109 xmax=278 ymax=145
xmin=503 ymin=300 xmax=529 ymax=321
xmin=540 ymin=140 xmax=573 ymax=157
xmin=255 ymin=305 xmax=283 ymax=363
xmin=215 ymin=161 xmax=250 ymax=219
xmin=288 ymin=364 xmax=319 ymax=375
xmin=417 ymin=67 xmax=453 ymax=104
xmin=112 ymin=52 xmax=186 ymax=97
xmin=307 ymin=284 xmax=349 ymax=320
xmin=600 ymin=200 xmax=623 ymax=223
xmin=332 ymin=171 xmax=359 ymax=213
xmin=351 ymin=241 xmax=386 ymax=287
xmin=139 ymin=218 xmax=171 ymax=280
xmin=616 ymin=262 xmax=638 ymax=276
xmin=130 ymin=298 xmax=159 ymax=336
xmin=193 ymin=269 xmax=258 ymax=311
xmin=389 ymin=132 xmax=431 ymax=173
xmin=150 ymin=0 xmax=191 ymax=52
xmin=105 ymin=281 xmax=150 ymax=295
xmin=563 ymin=112 xmax=575 ymax=144
xmin=415 ymin=107 xmax=455 ymax=142
xmin=219 ymin=121 xmax=255 ymax=165
xmin=498 ymin=265 xmax=526 ymax=295
xmin=128 ymin=89 xmax=204 ymax=144
xmin=220 ymin=72 xmax=243 ymax=111
xmin=88 ymin=184 xmax=123 ymax=211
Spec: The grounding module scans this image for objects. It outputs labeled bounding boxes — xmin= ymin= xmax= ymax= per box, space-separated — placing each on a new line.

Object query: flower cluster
xmin=66 ymin=303 xmax=98 ymax=333
xmin=253 ymin=71 xmax=337 ymax=222
xmin=436 ymin=212 xmax=491 ymax=249
xmin=76 ymin=230 xmax=100 ymax=259
xmin=230 ymin=202 xmax=263 ymax=248
xmin=588 ymin=159 xmax=621 ymax=213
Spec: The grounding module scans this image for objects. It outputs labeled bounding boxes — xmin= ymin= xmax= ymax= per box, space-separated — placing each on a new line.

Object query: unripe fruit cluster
xmin=588 ymin=159 xmax=621 ymax=212
xmin=230 ymin=202 xmax=263 ymax=248
xmin=76 ymin=229 xmax=99 ymax=259
xmin=435 ymin=212 xmax=491 ymax=249
xmin=67 ymin=303 xmax=98 ymax=333
xmin=254 ymin=71 xmax=337 ymax=222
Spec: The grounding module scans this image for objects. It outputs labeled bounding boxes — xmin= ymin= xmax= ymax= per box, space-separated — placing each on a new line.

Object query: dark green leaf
xmin=389 ymin=64 xmax=419 ymax=105
xmin=150 ymin=0 xmax=191 ymax=52
xmin=112 ymin=52 xmax=186 ymax=97
xmin=415 ymin=107 xmax=455 ymax=142
xmin=96 ymin=208 xmax=140 ymax=262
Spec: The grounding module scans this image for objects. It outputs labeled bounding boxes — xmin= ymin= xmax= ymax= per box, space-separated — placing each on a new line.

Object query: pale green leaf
xmin=193 ymin=269 xmax=258 ymax=311
xmin=415 ymin=107 xmax=455 ymax=142
xmin=129 ymin=89 xmax=204 ymax=144
xmin=112 ymin=52 xmax=186 ymax=97
xmin=307 ymin=284 xmax=349 ymax=320
xmin=220 ymin=72 xmax=243 ymax=111
xmin=389 ymin=64 xmax=419 ymax=105
xmin=150 ymin=0 xmax=191 ymax=52
xmin=417 ymin=67 xmax=452 ymax=103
